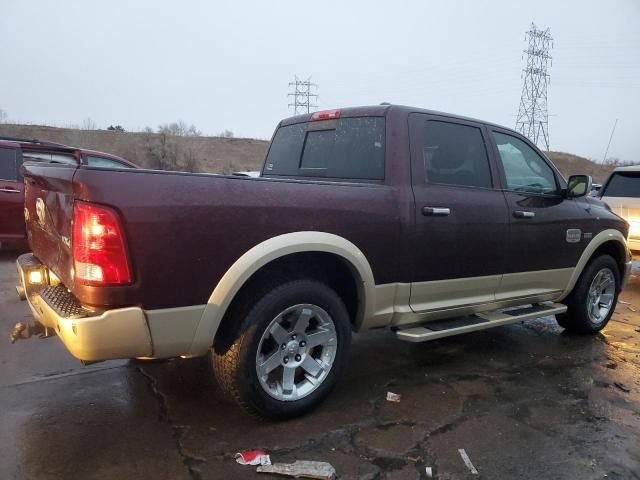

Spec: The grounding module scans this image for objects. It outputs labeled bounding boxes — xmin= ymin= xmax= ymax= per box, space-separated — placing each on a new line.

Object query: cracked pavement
xmin=1 ymin=250 xmax=639 ymax=479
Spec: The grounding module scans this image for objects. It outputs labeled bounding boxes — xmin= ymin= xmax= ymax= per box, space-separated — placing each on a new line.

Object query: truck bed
xmin=23 ymin=164 xmax=406 ymax=310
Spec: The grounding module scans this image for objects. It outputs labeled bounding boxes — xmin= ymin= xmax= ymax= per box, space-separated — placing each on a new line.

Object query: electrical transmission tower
xmin=288 ymin=76 xmax=318 ymax=114
xmin=515 ymin=23 xmax=553 ymax=151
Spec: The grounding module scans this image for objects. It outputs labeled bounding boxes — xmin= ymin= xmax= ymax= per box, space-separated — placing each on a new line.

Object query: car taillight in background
xmin=72 ymin=202 xmax=132 ymax=285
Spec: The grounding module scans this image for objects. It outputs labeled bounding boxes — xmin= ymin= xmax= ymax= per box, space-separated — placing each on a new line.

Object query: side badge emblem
xmin=566 ymin=229 xmax=581 ymax=243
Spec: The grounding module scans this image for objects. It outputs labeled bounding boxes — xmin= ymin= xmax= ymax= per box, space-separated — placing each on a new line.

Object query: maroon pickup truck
xmin=0 ymin=136 xmax=137 ymax=249
xmin=15 ymin=105 xmax=631 ymax=419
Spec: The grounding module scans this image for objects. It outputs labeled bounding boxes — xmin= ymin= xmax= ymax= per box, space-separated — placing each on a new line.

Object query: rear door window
xmin=21 ymin=151 xmax=77 ymax=165
xmin=602 ymin=172 xmax=640 ymax=197
xmin=0 ymin=147 xmax=18 ymax=181
xmin=423 ymin=121 xmax=492 ymax=188
xmin=264 ymin=117 xmax=385 ymax=180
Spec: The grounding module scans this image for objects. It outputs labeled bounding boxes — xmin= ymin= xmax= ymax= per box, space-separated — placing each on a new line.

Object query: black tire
xmin=212 ymin=279 xmax=351 ymax=420
xmin=556 ymin=254 xmax=620 ymax=334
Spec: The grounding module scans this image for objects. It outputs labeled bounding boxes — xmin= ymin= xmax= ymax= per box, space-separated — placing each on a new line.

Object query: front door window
xmin=493 ymin=132 xmax=558 ymax=195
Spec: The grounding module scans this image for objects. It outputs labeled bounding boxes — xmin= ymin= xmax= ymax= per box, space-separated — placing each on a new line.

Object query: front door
xmin=488 ymin=129 xmax=584 ymax=300
xmin=408 ymin=114 xmax=509 ymax=312
xmin=0 ymin=146 xmax=25 ymax=246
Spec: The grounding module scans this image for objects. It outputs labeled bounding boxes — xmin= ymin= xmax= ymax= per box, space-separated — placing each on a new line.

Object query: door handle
xmin=423 ymin=206 xmax=451 ymax=216
xmin=513 ymin=210 xmax=535 ymax=218
xmin=0 ymin=187 xmax=21 ymax=194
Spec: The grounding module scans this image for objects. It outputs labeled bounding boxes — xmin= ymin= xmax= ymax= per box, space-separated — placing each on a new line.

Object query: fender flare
xmin=186 ymin=231 xmax=376 ymax=356
xmin=557 ymin=228 xmax=629 ymax=301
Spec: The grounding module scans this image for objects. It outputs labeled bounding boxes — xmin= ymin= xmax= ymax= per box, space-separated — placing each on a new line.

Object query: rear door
xmin=0 ymin=146 xmax=25 ymax=244
xmin=488 ymin=129 xmax=584 ymax=300
xmin=408 ymin=114 xmax=509 ymax=312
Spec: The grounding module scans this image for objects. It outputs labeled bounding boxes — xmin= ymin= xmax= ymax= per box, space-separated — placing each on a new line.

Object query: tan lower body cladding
xmin=367 ymin=268 xmax=573 ymax=329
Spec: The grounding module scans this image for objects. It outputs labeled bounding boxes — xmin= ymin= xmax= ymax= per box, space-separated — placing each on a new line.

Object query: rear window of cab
xmin=263 ymin=117 xmax=385 ymax=180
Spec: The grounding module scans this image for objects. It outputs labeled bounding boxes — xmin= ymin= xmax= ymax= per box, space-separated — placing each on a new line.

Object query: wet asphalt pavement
xmin=1 ymin=250 xmax=639 ymax=480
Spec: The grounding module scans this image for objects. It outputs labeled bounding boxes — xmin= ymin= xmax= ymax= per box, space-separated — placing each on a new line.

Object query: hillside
xmin=0 ymin=124 xmax=268 ymax=174
xmin=0 ymin=124 xmax=615 ymax=182
xmin=545 ymin=151 xmax=613 ymax=184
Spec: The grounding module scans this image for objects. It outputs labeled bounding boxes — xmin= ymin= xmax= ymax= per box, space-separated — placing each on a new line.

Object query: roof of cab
xmin=278 ymin=104 xmax=512 ymax=132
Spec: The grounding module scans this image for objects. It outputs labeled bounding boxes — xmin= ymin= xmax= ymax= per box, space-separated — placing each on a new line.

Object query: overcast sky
xmin=1 ymin=0 xmax=638 ymax=162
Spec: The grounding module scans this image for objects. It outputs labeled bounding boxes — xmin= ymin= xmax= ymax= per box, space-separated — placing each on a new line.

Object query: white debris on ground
xmin=386 ymin=391 xmax=402 ymax=402
xmin=458 ymin=448 xmax=479 ymax=475
xmin=257 ymin=460 xmax=336 ymax=480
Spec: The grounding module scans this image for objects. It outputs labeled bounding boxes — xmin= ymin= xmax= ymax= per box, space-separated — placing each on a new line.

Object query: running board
xmin=396 ymin=302 xmax=567 ymax=343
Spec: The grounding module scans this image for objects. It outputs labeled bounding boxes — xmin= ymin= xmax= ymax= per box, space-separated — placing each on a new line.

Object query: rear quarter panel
xmin=69 ymin=168 xmax=410 ymax=309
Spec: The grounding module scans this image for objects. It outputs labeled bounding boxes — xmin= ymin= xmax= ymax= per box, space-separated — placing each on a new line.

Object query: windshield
xmin=602 ymin=172 xmax=640 ymax=198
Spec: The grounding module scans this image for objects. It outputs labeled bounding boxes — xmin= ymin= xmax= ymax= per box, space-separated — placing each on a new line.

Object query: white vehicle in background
xmin=601 ymin=165 xmax=640 ymax=254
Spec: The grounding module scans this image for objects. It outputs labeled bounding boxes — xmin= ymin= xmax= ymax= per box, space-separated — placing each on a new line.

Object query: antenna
xmin=603 ymin=118 xmax=619 ymax=163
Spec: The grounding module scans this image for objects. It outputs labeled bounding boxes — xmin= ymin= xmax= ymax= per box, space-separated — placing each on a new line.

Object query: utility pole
xmin=288 ymin=76 xmax=318 ymax=114
xmin=515 ymin=23 xmax=553 ymax=151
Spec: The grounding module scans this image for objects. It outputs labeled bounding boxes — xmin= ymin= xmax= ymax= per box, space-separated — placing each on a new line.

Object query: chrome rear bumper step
xmin=396 ymin=302 xmax=567 ymax=343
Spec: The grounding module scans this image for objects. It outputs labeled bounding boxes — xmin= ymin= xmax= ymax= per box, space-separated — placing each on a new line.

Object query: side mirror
xmin=566 ymin=175 xmax=593 ymax=198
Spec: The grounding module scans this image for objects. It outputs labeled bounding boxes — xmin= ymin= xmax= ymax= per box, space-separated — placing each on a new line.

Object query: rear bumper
xmin=16 ymin=253 xmax=153 ymax=362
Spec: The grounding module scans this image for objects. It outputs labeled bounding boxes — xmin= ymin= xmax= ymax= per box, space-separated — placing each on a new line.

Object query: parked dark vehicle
xmin=0 ymin=136 xmax=137 ymax=249
xmin=14 ymin=105 xmax=631 ymax=419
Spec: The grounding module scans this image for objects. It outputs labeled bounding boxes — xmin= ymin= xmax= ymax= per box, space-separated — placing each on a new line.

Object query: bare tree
xmin=182 ymin=148 xmax=199 ymax=173
xmin=145 ymin=131 xmax=178 ymax=170
xmin=186 ymin=124 xmax=201 ymax=136
xmin=80 ymin=117 xmax=98 ymax=130
xmin=157 ymin=121 xmax=201 ymax=137
xmin=218 ymin=129 xmax=234 ymax=138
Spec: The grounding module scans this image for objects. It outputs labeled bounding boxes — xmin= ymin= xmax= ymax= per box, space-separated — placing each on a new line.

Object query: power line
xmin=288 ymin=76 xmax=318 ymax=114
xmin=515 ymin=23 xmax=553 ymax=151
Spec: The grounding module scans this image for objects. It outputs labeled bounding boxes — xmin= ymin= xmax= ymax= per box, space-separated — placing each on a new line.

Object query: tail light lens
xmin=311 ymin=109 xmax=341 ymax=121
xmin=72 ymin=202 xmax=132 ymax=285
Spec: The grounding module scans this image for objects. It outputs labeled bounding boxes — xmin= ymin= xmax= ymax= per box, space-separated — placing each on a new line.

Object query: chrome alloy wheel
xmin=256 ymin=304 xmax=338 ymax=401
xmin=586 ymin=268 xmax=616 ymax=325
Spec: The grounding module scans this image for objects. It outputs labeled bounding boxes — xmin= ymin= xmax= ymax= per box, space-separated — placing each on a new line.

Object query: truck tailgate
xmin=23 ymin=163 xmax=77 ymax=290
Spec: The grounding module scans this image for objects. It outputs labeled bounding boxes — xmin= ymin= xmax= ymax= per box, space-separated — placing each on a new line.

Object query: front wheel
xmin=557 ymin=254 xmax=620 ymax=334
xmin=213 ymin=279 xmax=351 ymax=420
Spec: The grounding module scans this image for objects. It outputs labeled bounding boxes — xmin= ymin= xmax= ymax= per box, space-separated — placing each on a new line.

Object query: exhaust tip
xmin=16 ymin=285 xmax=26 ymax=301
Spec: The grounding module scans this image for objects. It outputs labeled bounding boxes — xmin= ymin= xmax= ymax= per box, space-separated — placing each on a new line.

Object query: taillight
xmin=311 ymin=109 xmax=341 ymax=121
xmin=72 ymin=202 xmax=132 ymax=285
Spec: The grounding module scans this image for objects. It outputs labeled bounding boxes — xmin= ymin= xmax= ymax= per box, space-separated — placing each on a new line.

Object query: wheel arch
xmin=187 ymin=232 xmax=376 ymax=356
xmin=558 ymin=229 xmax=629 ymax=301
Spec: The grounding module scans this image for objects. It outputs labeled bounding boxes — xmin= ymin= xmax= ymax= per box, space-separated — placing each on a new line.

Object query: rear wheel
xmin=213 ymin=279 xmax=351 ymax=419
xmin=557 ymin=254 xmax=620 ymax=334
